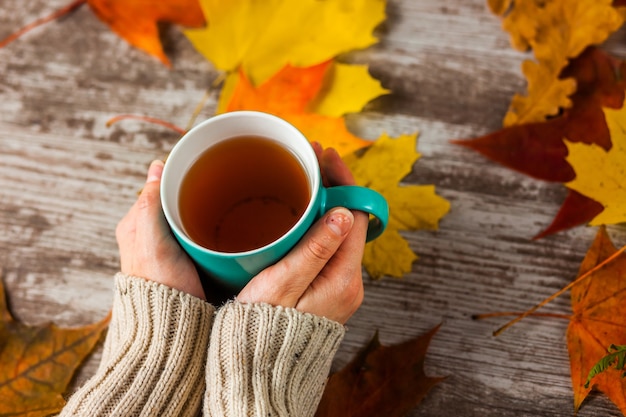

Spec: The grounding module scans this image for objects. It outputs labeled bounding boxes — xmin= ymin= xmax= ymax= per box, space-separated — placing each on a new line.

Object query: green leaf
xmin=585 ymin=344 xmax=626 ymax=388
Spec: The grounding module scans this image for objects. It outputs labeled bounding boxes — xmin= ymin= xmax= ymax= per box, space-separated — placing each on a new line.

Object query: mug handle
xmin=321 ymin=186 xmax=389 ymax=242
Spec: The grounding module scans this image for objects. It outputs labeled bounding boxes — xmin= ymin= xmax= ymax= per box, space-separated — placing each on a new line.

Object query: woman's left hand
xmin=116 ymin=160 xmax=206 ymax=300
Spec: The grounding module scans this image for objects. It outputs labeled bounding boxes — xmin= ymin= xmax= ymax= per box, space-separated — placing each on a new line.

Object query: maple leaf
xmin=491 ymin=0 xmax=624 ymax=126
xmin=217 ymin=63 xmax=388 ymax=117
xmin=536 ymin=190 xmax=603 ymax=240
xmin=223 ymin=62 xmax=376 ymax=156
xmin=343 ymin=133 xmax=450 ymax=279
xmin=565 ymin=99 xmax=626 ymax=226
xmin=567 ymin=227 xmax=626 ymax=414
xmin=487 ymin=0 xmax=513 ymax=16
xmin=308 ymin=64 xmax=390 ymax=117
xmin=504 ymin=60 xmax=577 ymax=127
xmin=315 ymin=325 xmax=445 ymax=417
xmin=453 ymin=47 xmax=624 ymax=238
xmin=0 ymin=0 xmax=206 ymax=66
xmin=0 ymin=275 xmax=110 ymax=415
xmin=184 ymin=0 xmax=386 ymax=85
xmin=87 ymin=0 xmax=206 ymax=66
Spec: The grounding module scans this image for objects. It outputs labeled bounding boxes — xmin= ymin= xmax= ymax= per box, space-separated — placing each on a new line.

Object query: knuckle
xmin=254 ymin=263 xmax=304 ymax=305
xmin=137 ymin=184 xmax=159 ymax=211
xmin=335 ymin=267 xmax=364 ymax=312
xmin=115 ymin=217 xmax=131 ymax=242
xmin=343 ymin=274 xmax=364 ymax=305
xmin=304 ymin=236 xmax=334 ymax=263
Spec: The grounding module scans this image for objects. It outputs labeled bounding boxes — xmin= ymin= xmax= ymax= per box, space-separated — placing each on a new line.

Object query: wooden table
xmin=2 ymin=1 xmax=625 ymax=415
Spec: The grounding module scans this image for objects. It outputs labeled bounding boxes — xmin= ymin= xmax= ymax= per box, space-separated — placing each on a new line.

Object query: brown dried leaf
xmin=316 ymin=325 xmax=445 ymax=417
xmin=0 ymin=275 xmax=110 ymax=415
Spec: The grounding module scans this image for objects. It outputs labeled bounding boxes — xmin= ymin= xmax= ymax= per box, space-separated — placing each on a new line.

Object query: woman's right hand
xmin=236 ymin=145 xmax=369 ymax=324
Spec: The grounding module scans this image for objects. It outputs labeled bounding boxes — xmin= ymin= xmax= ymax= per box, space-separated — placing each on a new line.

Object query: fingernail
xmin=326 ymin=208 xmax=354 ymax=236
xmin=146 ymin=160 xmax=164 ymax=183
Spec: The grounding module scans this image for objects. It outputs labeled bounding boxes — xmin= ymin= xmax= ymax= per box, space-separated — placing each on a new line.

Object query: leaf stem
xmin=184 ymin=72 xmax=228 ymax=131
xmin=106 ymin=114 xmax=186 ymax=135
xmin=0 ymin=0 xmax=87 ymax=49
xmin=185 ymin=90 xmax=211 ymax=132
xmin=472 ymin=311 xmax=572 ymax=321
xmin=493 ymin=244 xmax=626 ymax=336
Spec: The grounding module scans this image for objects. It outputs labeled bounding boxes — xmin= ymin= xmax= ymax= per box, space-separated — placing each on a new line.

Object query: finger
xmin=134 ymin=160 xmax=166 ymax=242
xmin=311 ymin=142 xmax=329 ymax=187
xmin=119 ymin=160 xmax=165 ymax=275
xmin=320 ymin=147 xmax=355 ymax=186
xmin=296 ymin=210 xmax=367 ymax=322
xmin=116 ymin=206 xmax=137 ymax=273
xmin=311 ymin=141 xmax=323 ymax=157
xmin=237 ymin=207 xmax=354 ymax=307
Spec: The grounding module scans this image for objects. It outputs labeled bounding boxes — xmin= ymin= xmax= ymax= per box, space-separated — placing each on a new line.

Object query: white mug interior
xmin=161 ymin=111 xmax=320 ymax=255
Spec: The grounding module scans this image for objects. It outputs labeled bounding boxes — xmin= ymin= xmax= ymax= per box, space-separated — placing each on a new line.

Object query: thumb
xmin=237 ymin=208 xmax=354 ymax=307
xmin=135 ymin=160 xmax=166 ymax=237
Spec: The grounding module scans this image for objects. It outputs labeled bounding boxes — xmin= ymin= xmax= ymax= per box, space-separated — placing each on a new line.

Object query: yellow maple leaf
xmin=565 ymin=100 xmax=626 ymax=226
xmin=500 ymin=0 xmax=540 ymax=51
xmin=493 ymin=0 xmax=624 ymax=126
xmin=184 ymin=0 xmax=386 ymax=85
xmin=343 ymin=133 xmax=450 ymax=279
xmin=487 ymin=0 xmax=513 ymax=16
xmin=308 ymin=64 xmax=389 ymax=117
xmin=503 ymin=59 xmax=577 ymax=126
xmin=222 ymin=62 xmax=377 ymax=156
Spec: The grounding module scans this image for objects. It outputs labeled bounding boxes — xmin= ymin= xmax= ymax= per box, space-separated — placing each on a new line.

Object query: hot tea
xmin=178 ymin=135 xmax=311 ymax=253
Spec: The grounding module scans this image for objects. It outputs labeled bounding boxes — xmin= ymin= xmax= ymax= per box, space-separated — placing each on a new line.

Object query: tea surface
xmin=179 ymin=136 xmax=310 ymax=252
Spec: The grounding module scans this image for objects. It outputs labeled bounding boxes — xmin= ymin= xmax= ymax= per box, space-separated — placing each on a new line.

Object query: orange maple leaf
xmin=0 ymin=275 xmax=110 ymax=416
xmin=224 ymin=61 xmax=371 ymax=156
xmin=480 ymin=227 xmax=626 ymax=413
xmin=568 ymin=227 xmax=626 ymax=413
xmin=0 ymin=0 xmax=206 ymax=66
xmin=87 ymin=0 xmax=206 ymax=66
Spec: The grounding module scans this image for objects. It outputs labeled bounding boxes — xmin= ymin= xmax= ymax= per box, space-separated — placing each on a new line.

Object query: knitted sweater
xmin=60 ymin=273 xmax=345 ymax=416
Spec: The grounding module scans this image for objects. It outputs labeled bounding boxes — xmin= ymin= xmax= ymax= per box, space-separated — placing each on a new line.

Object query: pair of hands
xmin=116 ymin=144 xmax=368 ymax=324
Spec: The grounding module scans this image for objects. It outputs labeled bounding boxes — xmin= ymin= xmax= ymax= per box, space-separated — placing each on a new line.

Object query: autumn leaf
xmin=344 ymin=133 xmax=450 ymax=278
xmin=454 ymin=48 xmax=622 ymax=182
xmin=316 ymin=325 xmax=445 ymax=417
xmin=565 ymin=99 xmax=626 ymax=226
xmin=308 ymin=64 xmax=389 ymax=118
xmin=567 ymin=227 xmax=626 ymax=414
xmin=490 ymin=0 xmax=624 ymax=126
xmin=217 ymin=63 xmax=388 ymax=117
xmin=223 ymin=62 xmax=378 ymax=156
xmin=184 ymin=0 xmax=386 ymax=85
xmin=504 ymin=61 xmax=577 ymax=127
xmin=536 ymin=190 xmax=603 ymax=240
xmin=0 ymin=0 xmax=206 ymax=66
xmin=487 ymin=0 xmax=513 ymax=16
xmin=453 ymin=47 xmax=625 ymax=238
xmin=0 ymin=275 xmax=110 ymax=415
xmin=87 ymin=0 xmax=206 ymax=66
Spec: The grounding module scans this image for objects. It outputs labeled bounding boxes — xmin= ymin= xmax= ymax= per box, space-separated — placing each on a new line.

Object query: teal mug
xmin=161 ymin=111 xmax=388 ymax=290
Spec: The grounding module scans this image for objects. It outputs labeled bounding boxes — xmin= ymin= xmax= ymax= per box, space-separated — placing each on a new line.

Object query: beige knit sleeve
xmin=204 ymin=302 xmax=345 ymax=417
xmin=60 ymin=273 xmax=215 ymax=417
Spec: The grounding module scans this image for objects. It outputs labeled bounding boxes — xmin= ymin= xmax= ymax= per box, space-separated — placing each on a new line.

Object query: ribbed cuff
xmin=60 ymin=273 xmax=215 ymax=417
xmin=204 ymin=302 xmax=345 ymax=417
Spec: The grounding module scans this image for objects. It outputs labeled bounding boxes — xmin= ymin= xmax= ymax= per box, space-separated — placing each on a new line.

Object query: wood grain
xmin=1 ymin=0 xmax=625 ymax=415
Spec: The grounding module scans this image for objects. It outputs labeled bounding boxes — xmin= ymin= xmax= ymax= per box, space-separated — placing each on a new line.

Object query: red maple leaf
xmin=452 ymin=47 xmax=625 ymax=238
